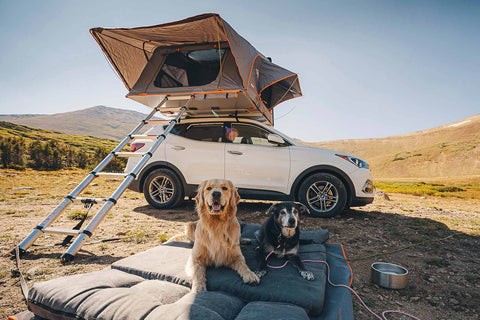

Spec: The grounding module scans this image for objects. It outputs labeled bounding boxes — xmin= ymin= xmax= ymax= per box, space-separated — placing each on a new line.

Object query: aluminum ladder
xmin=16 ymin=95 xmax=192 ymax=262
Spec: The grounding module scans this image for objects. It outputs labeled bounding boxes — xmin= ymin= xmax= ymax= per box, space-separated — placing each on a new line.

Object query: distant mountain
xmin=0 ymin=106 xmax=149 ymax=141
xmin=308 ymin=114 xmax=480 ymax=180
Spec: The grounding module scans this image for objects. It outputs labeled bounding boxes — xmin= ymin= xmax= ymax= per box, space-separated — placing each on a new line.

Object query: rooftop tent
xmin=90 ymin=13 xmax=302 ymax=124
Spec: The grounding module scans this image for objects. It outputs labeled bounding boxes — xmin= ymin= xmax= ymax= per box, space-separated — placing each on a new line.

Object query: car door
xmin=165 ymin=122 xmax=225 ymax=185
xmin=225 ymin=122 xmax=291 ymax=194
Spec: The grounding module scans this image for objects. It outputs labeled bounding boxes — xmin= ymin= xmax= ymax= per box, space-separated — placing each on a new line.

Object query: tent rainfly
xmin=90 ymin=13 xmax=302 ymax=124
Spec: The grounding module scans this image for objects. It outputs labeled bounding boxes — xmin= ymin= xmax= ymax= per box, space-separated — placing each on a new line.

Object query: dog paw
xmin=191 ymin=284 xmax=207 ymax=292
xmin=300 ymin=271 xmax=315 ymax=281
xmin=240 ymin=237 xmax=252 ymax=245
xmin=190 ymin=286 xmax=207 ymax=293
xmin=255 ymin=270 xmax=267 ymax=278
xmin=243 ymin=270 xmax=260 ymax=285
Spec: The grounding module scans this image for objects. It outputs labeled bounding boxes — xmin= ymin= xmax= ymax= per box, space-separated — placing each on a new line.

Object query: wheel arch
xmin=290 ymin=165 xmax=355 ymax=207
xmin=137 ymin=161 xmax=188 ymax=194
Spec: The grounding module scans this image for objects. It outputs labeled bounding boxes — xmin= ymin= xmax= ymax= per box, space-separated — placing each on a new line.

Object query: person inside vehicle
xmin=225 ymin=126 xmax=239 ymax=143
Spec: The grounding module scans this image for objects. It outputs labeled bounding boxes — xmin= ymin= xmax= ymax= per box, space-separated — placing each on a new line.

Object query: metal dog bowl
xmin=371 ymin=262 xmax=408 ymax=289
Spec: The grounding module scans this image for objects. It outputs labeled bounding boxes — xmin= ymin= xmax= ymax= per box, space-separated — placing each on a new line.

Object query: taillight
xmin=130 ymin=142 xmax=145 ymax=152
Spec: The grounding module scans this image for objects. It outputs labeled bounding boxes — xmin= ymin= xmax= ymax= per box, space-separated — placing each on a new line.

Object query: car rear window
xmin=182 ymin=124 xmax=224 ymax=142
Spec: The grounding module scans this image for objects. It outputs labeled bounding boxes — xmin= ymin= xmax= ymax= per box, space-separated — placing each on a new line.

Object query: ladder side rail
xmin=108 ymin=98 xmax=168 ymax=159
xmin=17 ymin=98 xmax=169 ymax=253
xmin=115 ymin=105 xmax=188 ymax=202
xmin=87 ymin=97 xmax=167 ymax=176
xmin=61 ymin=103 xmax=189 ymax=261
xmin=17 ymin=197 xmax=74 ymax=251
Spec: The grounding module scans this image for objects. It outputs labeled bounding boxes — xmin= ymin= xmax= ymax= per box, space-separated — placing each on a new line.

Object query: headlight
xmin=336 ymin=154 xmax=370 ymax=169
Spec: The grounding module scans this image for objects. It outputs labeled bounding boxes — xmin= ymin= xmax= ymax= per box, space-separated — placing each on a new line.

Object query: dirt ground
xmin=1 ymin=169 xmax=479 ymax=319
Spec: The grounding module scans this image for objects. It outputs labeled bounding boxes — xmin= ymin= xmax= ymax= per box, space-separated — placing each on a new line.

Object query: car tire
xmin=298 ymin=173 xmax=347 ymax=218
xmin=143 ymin=169 xmax=184 ymax=209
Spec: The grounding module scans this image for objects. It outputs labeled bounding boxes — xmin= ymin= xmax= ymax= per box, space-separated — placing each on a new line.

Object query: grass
xmin=392 ymin=152 xmax=423 ymax=162
xmin=124 ymin=229 xmax=152 ymax=244
xmin=1 ymin=169 xmax=86 ymax=195
xmin=376 ymin=180 xmax=480 ymax=200
xmin=0 ymin=169 xmax=134 ymax=202
xmin=67 ymin=210 xmax=88 ymax=220
xmin=123 ymin=230 xmax=171 ymax=244
xmin=158 ymin=233 xmax=169 ymax=243
xmin=434 ymin=216 xmax=480 ymax=236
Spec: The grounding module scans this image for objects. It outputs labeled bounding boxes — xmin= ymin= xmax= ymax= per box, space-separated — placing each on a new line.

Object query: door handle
xmin=172 ymin=146 xmax=185 ymax=150
xmin=228 ymin=150 xmax=243 ymax=155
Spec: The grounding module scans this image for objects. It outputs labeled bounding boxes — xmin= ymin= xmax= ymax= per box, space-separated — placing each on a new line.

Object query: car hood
xmin=289 ymin=144 xmax=364 ymax=174
xmin=292 ymin=143 xmax=357 ymax=158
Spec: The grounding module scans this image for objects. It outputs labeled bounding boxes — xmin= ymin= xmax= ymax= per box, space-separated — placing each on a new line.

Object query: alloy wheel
xmin=149 ymin=175 xmax=175 ymax=204
xmin=306 ymin=181 xmax=339 ymax=212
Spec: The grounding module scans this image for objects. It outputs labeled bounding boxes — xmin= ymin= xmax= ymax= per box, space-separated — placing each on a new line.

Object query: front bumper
xmin=348 ymin=168 xmax=375 ymax=207
xmin=350 ymin=196 xmax=374 ymax=207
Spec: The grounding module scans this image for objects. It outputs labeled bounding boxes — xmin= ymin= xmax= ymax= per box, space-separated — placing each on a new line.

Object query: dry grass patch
xmin=376 ymin=180 xmax=480 ymax=199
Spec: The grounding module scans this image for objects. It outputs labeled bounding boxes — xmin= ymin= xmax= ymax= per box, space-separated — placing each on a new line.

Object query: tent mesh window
xmin=154 ymin=49 xmax=226 ymax=88
xmin=261 ymin=78 xmax=294 ymax=109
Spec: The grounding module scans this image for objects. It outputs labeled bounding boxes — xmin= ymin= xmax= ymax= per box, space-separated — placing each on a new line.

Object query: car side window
xmin=180 ymin=124 xmax=224 ymax=142
xmin=166 ymin=124 xmax=186 ymax=136
xmin=230 ymin=123 xmax=278 ymax=146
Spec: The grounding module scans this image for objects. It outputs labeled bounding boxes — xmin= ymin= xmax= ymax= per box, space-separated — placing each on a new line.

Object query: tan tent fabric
xmin=90 ymin=13 xmax=302 ymax=124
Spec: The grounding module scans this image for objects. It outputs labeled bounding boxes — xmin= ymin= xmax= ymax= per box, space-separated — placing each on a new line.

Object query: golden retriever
xmin=185 ymin=179 xmax=260 ymax=292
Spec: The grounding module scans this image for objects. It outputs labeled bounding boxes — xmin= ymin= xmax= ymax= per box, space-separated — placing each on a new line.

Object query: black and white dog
xmin=255 ymin=202 xmax=315 ymax=281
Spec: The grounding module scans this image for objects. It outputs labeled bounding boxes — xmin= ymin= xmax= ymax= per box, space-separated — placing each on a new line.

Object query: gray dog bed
xmin=25 ymin=224 xmax=353 ymax=320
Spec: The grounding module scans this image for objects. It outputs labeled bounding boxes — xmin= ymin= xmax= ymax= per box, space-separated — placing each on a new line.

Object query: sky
xmin=0 ymin=0 xmax=479 ymax=141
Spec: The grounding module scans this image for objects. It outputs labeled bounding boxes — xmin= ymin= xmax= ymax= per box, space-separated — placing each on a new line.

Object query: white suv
xmin=125 ymin=117 xmax=374 ymax=217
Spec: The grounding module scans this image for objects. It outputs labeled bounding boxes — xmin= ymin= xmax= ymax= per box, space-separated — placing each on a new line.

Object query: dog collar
xmin=275 ymin=233 xmax=289 ymax=248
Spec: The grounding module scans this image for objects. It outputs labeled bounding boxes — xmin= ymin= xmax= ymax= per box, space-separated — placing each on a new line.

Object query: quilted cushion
xmin=235 ymin=301 xmax=309 ymax=320
xmin=145 ymin=291 xmax=245 ymax=320
xmin=26 ymin=225 xmax=346 ymax=319
xmin=28 ymin=269 xmax=145 ymax=319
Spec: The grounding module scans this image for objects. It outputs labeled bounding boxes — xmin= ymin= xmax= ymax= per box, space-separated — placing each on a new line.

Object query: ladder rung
xmin=73 ymin=197 xmax=108 ymax=203
xmin=114 ymin=152 xmax=146 ymax=157
xmin=145 ymin=119 xmax=169 ymax=124
xmin=42 ymin=228 xmax=81 ymax=236
xmin=95 ymin=172 xmax=127 ymax=177
xmin=130 ymin=134 xmax=158 ymax=139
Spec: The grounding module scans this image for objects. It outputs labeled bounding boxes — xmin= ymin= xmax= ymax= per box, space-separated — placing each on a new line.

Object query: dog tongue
xmin=212 ymin=203 xmax=221 ymax=211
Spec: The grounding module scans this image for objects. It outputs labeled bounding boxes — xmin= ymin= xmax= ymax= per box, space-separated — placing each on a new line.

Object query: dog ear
xmin=228 ymin=180 xmax=240 ymax=210
xmin=266 ymin=203 xmax=278 ymax=217
xmin=233 ymin=187 xmax=240 ymax=205
xmin=294 ymin=202 xmax=310 ymax=215
xmin=195 ymin=180 xmax=207 ymax=209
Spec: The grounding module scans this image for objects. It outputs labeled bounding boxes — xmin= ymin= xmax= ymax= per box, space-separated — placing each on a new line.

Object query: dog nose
xmin=288 ymin=217 xmax=296 ymax=226
xmin=212 ymin=191 xmax=221 ymax=199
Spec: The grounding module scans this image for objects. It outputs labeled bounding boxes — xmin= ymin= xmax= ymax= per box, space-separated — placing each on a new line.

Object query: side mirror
xmin=267 ymin=133 xmax=286 ymax=145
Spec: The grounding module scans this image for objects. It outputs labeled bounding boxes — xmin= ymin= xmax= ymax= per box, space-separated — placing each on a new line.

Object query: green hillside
xmin=0 ymin=121 xmax=125 ymax=170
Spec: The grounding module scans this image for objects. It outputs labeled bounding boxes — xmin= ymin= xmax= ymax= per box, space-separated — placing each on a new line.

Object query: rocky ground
xmin=1 ymin=169 xmax=479 ymax=319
